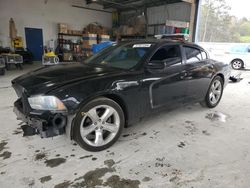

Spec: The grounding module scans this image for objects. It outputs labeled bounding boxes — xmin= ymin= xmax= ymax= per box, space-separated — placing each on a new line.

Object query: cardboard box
xmin=63 ymin=53 xmax=73 ymax=61
xmin=82 ymin=34 xmax=97 ymax=45
xmin=58 ymin=23 xmax=68 ymax=34
xmin=127 ymin=27 xmax=135 ymax=35
xmin=100 ymin=34 xmax=110 ymax=42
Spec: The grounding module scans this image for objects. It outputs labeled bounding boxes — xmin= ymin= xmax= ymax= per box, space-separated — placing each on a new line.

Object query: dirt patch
xmin=142 ymin=176 xmax=152 ymax=182
xmin=169 ymin=169 xmax=182 ymax=183
xmin=92 ymin=157 xmax=97 ymax=161
xmin=104 ymin=175 xmax=140 ymax=188
xmin=178 ymin=142 xmax=186 ymax=148
xmin=155 ymin=157 xmax=171 ymax=168
xmin=45 ymin=158 xmax=66 ymax=168
xmin=206 ymin=112 xmax=227 ymax=122
xmin=40 ymin=175 xmax=52 ymax=183
xmin=122 ymin=132 xmax=147 ymax=140
xmin=35 ymin=152 xmax=47 ymax=161
xmin=22 ymin=177 xmax=35 ymax=187
xmin=104 ymin=159 xmax=115 ymax=168
xmin=57 ymin=160 xmax=140 ymax=188
xmin=79 ymin=155 xmax=93 ymax=159
xmin=0 ymin=171 xmax=6 ymax=175
xmin=184 ymin=121 xmax=198 ymax=135
xmin=0 ymin=151 xmax=11 ymax=159
xmin=153 ymin=130 xmax=160 ymax=136
xmin=73 ymin=167 xmax=115 ymax=187
xmin=202 ymin=130 xmax=211 ymax=136
xmin=54 ymin=181 xmax=71 ymax=188
xmin=122 ymin=134 xmax=131 ymax=137
xmin=0 ymin=140 xmax=8 ymax=152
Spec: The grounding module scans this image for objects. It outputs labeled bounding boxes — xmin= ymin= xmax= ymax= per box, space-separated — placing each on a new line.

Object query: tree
xmin=198 ymin=0 xmax=241 ymax=42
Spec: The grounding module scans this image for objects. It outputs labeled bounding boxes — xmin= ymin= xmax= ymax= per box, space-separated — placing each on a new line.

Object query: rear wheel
xmin=231 ymin=59 xmax=243 ymax=70
xmin=201 ymin=76 xmax=224 ymax=108
xmin=73 ymin=97 xmax=124 ymax=151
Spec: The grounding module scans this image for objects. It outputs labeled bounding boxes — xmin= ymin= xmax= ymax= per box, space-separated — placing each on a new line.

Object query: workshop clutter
xmin=57 ymin=22 xmax=111 ymax=61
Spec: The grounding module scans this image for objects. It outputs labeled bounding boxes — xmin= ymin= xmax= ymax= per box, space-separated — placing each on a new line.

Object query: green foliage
xmin=240 ymin=36 xmax=250 ymax=43
xmin=197 ymin=0 xmax=250 ymax=43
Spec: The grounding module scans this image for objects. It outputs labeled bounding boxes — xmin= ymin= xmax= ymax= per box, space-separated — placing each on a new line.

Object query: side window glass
xmin=184 ymin=46 xmax=202 ymax=63
xmin=150 ymin=45 xmax=182 ymax=66
xmin=151 ymin=48 xmax=169 ymax=61
xmin=201 ymin=50 xmax=208 ymax=60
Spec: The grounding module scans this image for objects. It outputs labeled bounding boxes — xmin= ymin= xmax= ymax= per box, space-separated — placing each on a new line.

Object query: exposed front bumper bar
xmin=14 ymin=100 xmax=67 ymax=138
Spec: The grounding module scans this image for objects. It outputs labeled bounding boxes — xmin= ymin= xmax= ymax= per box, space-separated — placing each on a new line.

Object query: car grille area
xmin=12 ymin=83 xmax=67 ymax=138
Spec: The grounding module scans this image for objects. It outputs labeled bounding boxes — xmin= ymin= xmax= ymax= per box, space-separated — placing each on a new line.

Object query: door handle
xmin=180 ymin=71 xmax=188 ymax=79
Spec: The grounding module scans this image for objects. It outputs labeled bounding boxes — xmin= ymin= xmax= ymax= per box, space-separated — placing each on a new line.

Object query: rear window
xmin=184 ymin=46 xmax=202 ymax=63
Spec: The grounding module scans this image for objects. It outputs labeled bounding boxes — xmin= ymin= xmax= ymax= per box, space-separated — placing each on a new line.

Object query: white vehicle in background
xmin=225 ymin=44 xmax=250 ymax=70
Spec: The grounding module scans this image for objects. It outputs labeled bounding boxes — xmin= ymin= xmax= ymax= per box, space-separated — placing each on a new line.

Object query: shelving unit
xmin=57 ymin=33 xmax=83 ymax=62
xmin=58 ymin=33 xmax=82 ymax=51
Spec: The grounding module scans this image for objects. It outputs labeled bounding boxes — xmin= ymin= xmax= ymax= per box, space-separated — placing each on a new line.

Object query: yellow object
xmin=45 ymin=51 xmax=56 ymax=57
xmin=12 ymin=37 xmax=23 ymax=48
xmin=43 ymin=51 xmax=59 ymax=65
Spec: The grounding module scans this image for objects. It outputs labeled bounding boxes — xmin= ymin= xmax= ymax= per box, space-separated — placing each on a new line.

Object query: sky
xmin=227 ymin=0 xmax=250 ymax=18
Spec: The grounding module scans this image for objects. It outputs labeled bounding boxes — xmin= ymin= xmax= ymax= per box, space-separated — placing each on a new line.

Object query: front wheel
xmin=73 ymin=97 xmax=124 ymax=151
xmin=201 ymin=76 xmax=224 ymax=108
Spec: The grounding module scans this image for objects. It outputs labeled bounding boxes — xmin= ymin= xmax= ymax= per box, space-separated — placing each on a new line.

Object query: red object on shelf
xmin=175 ymin=28 xmax=181 ymax=33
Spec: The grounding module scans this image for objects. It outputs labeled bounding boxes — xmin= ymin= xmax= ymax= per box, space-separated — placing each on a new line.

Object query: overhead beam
xmin=72 ymin=5 xmax=112 ymax=13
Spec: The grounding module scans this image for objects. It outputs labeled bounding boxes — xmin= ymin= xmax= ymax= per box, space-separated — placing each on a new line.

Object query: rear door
xmin=182 ymin=45 xmax=213 ymax=102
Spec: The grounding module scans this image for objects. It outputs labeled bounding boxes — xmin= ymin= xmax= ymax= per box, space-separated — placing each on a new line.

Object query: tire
xmin=200 ymin=76 xmax=224 ymax=108
xmin=0 ymin=68 xmax=5 ymax=75
xmin=73 ymin=97 xmax=124 ymax=151
xmin=231 ymin=59 xmax=243 ymax=70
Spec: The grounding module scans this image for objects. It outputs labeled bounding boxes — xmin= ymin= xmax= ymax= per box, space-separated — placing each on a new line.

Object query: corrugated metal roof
xmin=86 ymin=0 xmax=188 ymax=10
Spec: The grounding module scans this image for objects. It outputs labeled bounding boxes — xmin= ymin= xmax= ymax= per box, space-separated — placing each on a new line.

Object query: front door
xmin=143 ymin=44 xmax=188 ymax=109
xmin=25 ymin=28 xmax=43 ymax=61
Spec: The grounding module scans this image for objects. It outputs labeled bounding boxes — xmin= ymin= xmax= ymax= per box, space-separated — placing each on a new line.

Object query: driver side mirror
xmin=147 ymin=60 xmax=166 ymax=70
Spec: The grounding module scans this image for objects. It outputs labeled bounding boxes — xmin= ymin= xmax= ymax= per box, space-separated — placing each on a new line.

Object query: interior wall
xmin=0 ymin=0 xmax=112 ymax=48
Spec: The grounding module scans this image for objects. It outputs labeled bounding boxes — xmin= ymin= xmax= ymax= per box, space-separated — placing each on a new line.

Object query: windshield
xmin=84 ymin=43 xmax=153 ymax=69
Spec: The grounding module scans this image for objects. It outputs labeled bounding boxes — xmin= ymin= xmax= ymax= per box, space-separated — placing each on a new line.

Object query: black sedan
xmin=12 ymin=40 xmax=231 ymax=151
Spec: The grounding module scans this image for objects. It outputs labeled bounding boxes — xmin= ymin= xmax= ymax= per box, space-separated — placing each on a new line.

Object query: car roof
xmin=118 ymin=39 xmax=204 ymax=50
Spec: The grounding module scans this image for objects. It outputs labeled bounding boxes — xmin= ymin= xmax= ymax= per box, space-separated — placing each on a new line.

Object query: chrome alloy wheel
xmin=80 ymin=105 xmax=120 ymax=147
xmin=209 ymin=80 xmax=222 ymax=105
xmin=232 ymin=60 xmax=242 ymax=69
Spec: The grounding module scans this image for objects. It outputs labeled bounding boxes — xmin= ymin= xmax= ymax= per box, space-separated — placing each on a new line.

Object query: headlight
xmin=28 ymin=96 xmax=67 ymax=111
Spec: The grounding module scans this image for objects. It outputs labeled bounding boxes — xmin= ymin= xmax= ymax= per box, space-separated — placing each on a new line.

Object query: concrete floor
xmin=0 ymin=63 xmax=250 ymax=188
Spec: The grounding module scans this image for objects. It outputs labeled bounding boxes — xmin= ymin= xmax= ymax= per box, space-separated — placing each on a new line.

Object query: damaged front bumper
xmin=14 ymin=99 xmax=68 ymax=138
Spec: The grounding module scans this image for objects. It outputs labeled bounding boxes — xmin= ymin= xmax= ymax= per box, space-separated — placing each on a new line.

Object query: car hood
xmin=12 ymin=63 xmax=121 ymax=96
